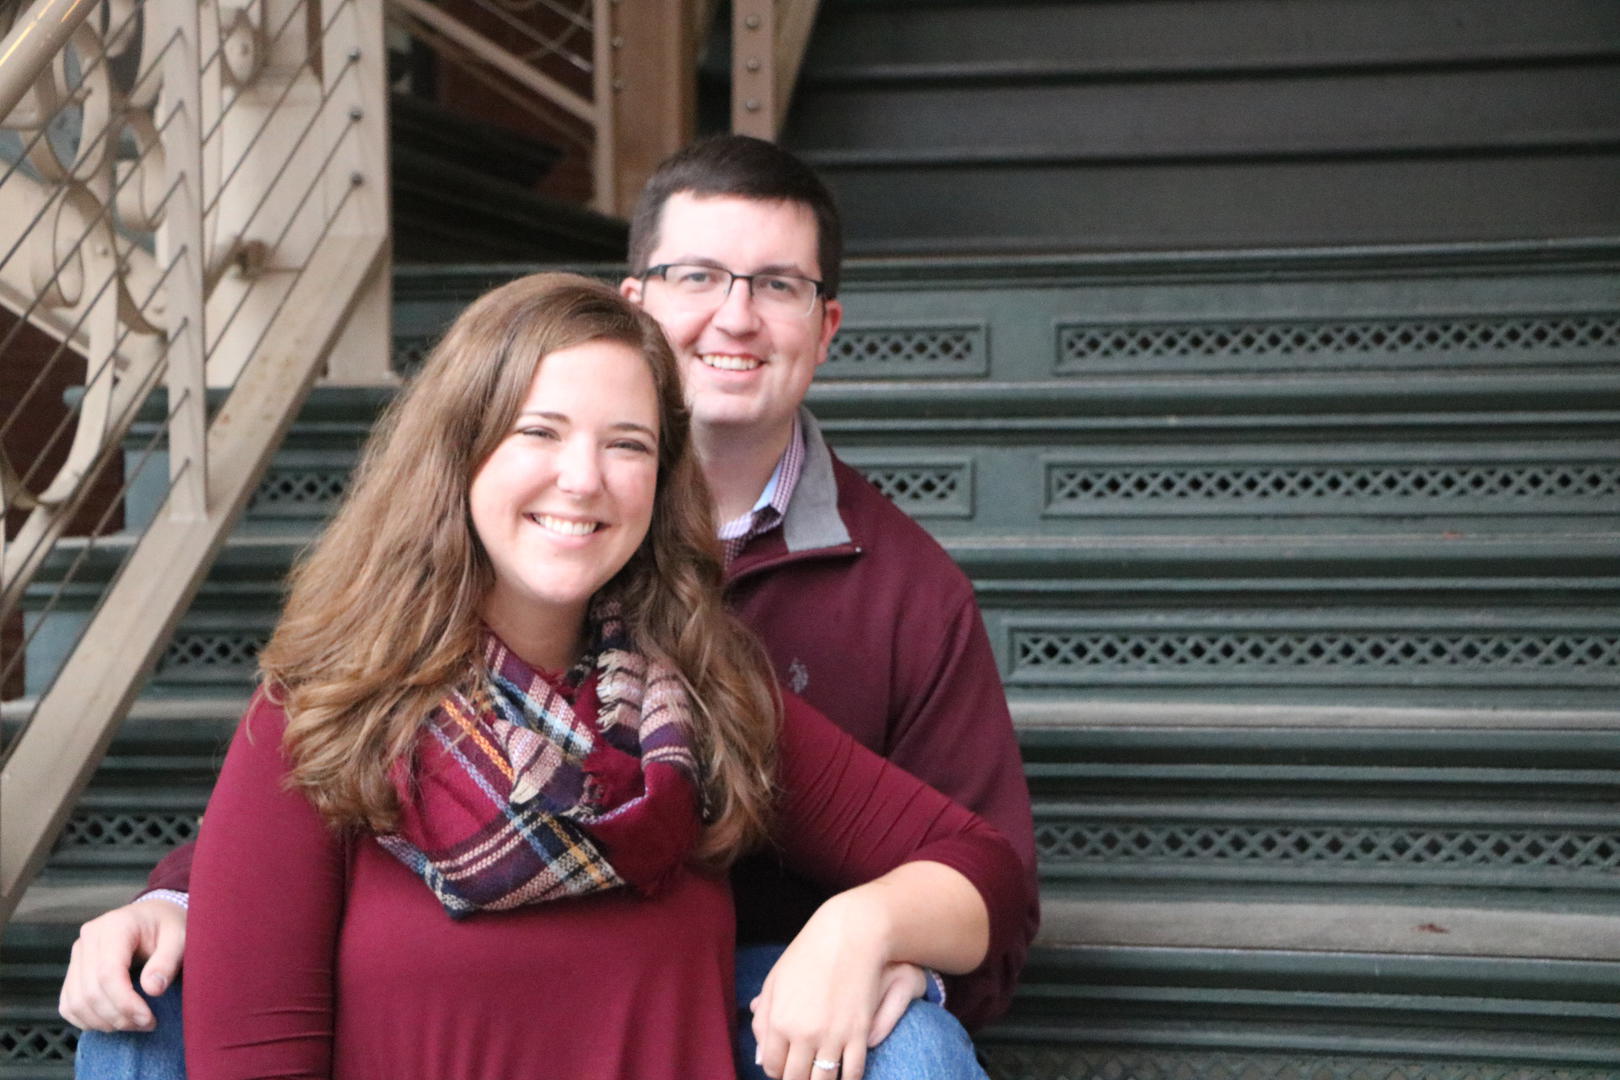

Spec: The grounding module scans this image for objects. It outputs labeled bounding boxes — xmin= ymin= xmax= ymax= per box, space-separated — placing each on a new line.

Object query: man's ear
xmin=814 ymin=298 xmax=844 ymax=367
xmin=620 ymin=276 xmax=643 ymax=305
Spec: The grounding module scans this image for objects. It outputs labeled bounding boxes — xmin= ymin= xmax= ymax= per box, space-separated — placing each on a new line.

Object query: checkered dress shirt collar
xmin=717 ymin=415 xmax=805 ymax=567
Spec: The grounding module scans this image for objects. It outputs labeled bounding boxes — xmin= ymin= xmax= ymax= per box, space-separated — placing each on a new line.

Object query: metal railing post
xmin=317 ymin=0 xmax=394 ymax=386
xmin=731 ymin=0 xmax=775 ymax=139
xmin=590 ymin=0 xmax=616 ymax=216
xmin=158 ymin=0 xmax=207 ymax=519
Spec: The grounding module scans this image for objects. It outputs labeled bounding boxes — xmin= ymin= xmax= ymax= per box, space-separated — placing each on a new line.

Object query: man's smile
xmin=697 ymin=352 xmax=764 ymax=372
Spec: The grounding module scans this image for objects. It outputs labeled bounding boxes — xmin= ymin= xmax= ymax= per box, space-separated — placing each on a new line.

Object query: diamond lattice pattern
xmin=1060 ymin=313 xmax=1620 ymax=365
xmin=1 ymin=1024 xmax=77 ymax=1063
xmin=1015 ymin=631 xmax=1620 ymax=670
xmin=827 ymin=328 xmax=979 ymax=370
xmin=860 ymin=467 xmax=962 ymax=505
xmin=1036 ymin=823 xmax=1620 ymax=871
xmin=982 ymin=1044 xmax=1615 ymax=1080
xmin=62 ymin=812 xmax=199 ymax=848
xmin=158 ymin=633 xmax=264 ymax=671
xmin=1050 ymin=464 xmax=1620 ymax=504
xmin=249 ymin=469 xmax=349 ymax=509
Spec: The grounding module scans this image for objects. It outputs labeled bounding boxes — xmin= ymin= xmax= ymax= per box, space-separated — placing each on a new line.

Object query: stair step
xmin=1037 ymin=894 xmax=1620 ymax=961
xmin=1013 ymin=699 xmax=1620 ymax=730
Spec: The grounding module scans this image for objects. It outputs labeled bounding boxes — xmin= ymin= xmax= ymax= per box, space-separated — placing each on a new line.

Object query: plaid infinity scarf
xmin=378 ymin=605 xmax=702 ymax=917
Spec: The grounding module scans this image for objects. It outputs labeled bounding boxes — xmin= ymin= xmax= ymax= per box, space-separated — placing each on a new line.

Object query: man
xmin=61 ymin=136 xmax=1037 ymax=1079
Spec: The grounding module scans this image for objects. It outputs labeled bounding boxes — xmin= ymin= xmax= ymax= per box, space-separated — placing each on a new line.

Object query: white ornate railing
xmin=0 ymin=0 xmax=389 ymax=922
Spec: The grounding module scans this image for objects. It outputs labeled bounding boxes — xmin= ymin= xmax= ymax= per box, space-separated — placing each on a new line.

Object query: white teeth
xmin=698 ymin=353 xmax=762 ymax=372
xmin=530 ymin=514 xmax=598 ymax=536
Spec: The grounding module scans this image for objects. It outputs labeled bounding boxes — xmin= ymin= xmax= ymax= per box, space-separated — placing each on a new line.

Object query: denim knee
xmin=862 ymin=998 xmax=986 ymax=1080
xmin=73 ymin=981 xmax=187 ymax=1080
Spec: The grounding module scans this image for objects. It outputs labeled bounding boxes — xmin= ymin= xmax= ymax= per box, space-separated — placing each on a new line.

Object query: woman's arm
xmin=184 ymin=692 xmax=347 ymax=1080
xmin=751 ymin=693 xmax=1025 ymax=1080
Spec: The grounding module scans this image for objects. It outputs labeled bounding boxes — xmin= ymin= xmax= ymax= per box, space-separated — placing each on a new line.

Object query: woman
xmin=184 ymin=274 xmax=1021 ymax=1080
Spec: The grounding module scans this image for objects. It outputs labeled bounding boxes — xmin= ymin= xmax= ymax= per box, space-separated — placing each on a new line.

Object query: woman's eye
xmin=611 ymin=439 xmax=653 ymax=454
xmin=519 ymin=426 xmax=558 ymax=440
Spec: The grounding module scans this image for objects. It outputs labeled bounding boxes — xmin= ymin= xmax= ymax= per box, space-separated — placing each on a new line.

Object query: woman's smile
xmin=526 ymin=512 xmax=604 ymax=538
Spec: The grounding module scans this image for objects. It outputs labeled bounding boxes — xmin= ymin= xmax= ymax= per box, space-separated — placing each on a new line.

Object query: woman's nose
xmin=555 ymin=440 xmax=603 ymax=496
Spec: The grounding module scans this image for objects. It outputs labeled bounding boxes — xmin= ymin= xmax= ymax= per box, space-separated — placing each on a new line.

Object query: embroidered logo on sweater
xmin=788 ymin=658 xmax=810 ymax=695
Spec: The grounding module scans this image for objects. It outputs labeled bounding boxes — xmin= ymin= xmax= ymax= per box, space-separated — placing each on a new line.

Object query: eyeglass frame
xmin=637 ymin=262 xmax=833 ymax=318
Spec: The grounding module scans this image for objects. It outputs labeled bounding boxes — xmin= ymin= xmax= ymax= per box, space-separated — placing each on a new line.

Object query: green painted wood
xmin=780 ymin=0 xmax=1620 ymax=253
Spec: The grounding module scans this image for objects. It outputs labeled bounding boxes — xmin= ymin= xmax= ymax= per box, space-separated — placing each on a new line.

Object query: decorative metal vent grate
xmin=0 ymin=1023 xmax=76 ymax=1064
xmin=981 ymin=1044 xmax=1616 ymax=1080
xmin=1013 ymin=631 xmax=1620 ymax=673
xmin=61 ymin=811 xmax=199 ymax=849
xmin=249 ymin=468 xmax=349 ymax=512
xmin=1047 ymin=462 xmax=1620 ymax=511
xmin=157 ymin=632 xmax=264 ymax=673
xmin=857 ymin=465 xmax=970 ymax=516
xmin=1037 ymin=822 xmax=1620 ymax=873
xmin=823 ymin=326 xmax=986 ymax=378
xmin=1056 ymin=312 xmax=1620 ymax=373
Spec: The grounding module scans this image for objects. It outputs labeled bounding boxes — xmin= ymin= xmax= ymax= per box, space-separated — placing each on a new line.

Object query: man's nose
xmin=711 ymin=275 xmax=763 ymax=334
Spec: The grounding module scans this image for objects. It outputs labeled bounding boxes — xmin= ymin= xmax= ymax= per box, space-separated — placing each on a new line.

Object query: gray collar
xmin=779 ymin=407 xmax=852 ymax=553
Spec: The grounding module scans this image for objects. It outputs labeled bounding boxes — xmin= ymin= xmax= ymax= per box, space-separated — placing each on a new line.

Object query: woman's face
xmin=469 ymin=338 xmax=660 ymax=648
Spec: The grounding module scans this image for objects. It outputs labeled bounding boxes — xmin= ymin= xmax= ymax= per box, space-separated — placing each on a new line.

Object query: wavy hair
xmin=262 ymin=273 xmax=779 ymax=866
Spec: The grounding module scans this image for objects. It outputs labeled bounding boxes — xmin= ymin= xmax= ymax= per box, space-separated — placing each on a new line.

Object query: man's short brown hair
xmin=628 ymin=135 xmax=844 ymax=298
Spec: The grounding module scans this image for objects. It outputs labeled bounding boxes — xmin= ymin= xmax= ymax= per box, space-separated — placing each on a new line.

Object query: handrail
xmin=384 ymin=0 xmax=698 ymax=217
xmin=0 ymin=0 xmax=102 ymax=123
xmin=0 ymin=0 xmax=390 ymax=925
xmin=388 ymin=0 xmax=594 ymax=125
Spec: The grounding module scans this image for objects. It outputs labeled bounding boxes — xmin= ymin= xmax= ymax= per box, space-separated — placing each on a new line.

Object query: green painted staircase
xmin=6 ymin=240 xmax=1620 ymax=1078
xmin=776 ymin=0 xmax=1620 ymax=255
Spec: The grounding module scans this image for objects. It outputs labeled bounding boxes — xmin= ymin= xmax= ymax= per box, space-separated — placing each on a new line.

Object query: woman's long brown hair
xmin=262 ymin=273 xmax=779 ymax=866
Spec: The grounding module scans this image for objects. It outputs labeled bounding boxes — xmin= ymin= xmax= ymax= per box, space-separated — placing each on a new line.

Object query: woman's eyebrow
xmin=518 ymin=411 xmax=655 ymax=438
xmin=610 ymin=420 xmax=658 ymax=438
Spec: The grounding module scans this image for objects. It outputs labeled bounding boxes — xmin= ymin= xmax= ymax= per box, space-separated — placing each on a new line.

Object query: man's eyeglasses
xmin=640 ymin=263 xmax=827 ymax=318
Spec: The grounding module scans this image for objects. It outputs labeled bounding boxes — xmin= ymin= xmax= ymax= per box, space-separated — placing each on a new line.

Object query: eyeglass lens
xmin=658 ymin=264 xmax=818 ymax=315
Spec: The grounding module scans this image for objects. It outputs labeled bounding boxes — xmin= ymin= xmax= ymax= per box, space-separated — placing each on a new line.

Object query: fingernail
xmin=754 ymin=1047 xmax=762 ymax=1066
xmin=150 ymin=975 xmax=167 ymax=994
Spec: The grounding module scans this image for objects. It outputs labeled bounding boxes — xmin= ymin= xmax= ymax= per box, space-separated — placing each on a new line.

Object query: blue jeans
xmin=734 ymin=944 xmax=986 ymax=1080
xmin=73 ymin=982 xmax=185 ymax=1080
xmin=76 ymin=949 xmax=987 ymax=1079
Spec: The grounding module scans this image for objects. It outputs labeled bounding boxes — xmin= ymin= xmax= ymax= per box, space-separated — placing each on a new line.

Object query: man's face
xmin=621 ymin=193 xmax=842 ymax=445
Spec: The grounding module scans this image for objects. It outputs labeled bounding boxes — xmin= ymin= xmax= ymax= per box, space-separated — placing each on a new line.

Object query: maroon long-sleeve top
xmin=184 ymin=686 xmax=1024 ymax=1080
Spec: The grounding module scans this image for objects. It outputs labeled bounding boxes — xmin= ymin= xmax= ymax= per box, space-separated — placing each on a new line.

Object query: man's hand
xmin=58 ymin=899 xmax=187 ymax=1032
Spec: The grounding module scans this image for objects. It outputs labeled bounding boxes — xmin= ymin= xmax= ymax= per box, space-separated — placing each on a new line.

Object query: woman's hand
xmin=752 ymin=861 xmax=987 ymax=1078
xmin=750 ymin=889 xmax=898 ymax=1080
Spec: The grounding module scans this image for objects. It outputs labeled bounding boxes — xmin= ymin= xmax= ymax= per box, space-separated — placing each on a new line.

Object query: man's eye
xmin=675 ymin=268 xmax=718 ymax=286
xmin=758 ymin=276 xmax=798 ymax=296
